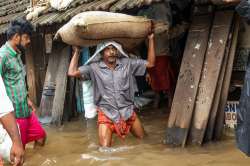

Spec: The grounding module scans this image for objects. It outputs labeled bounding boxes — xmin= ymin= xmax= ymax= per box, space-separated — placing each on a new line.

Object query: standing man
xmin=0 ymin=18 xmax=46 ymax=148
xmin=68 ymin=34 xmax=155 ymax=147
xmin=138 ymin=2 xmax=175 ymax=110
xmin=0 ymin=75 xmax=24 ymax=166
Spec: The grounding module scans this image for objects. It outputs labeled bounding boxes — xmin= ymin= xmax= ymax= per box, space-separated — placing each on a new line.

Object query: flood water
xmin=19 ymin=107 xmax=250 ymax=166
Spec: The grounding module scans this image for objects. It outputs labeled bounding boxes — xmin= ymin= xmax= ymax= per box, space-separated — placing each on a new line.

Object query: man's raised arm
xmin=68 ymin=46 xmax=82 ymax=78
xmin=146 ymin=34 xmax=156 ymax=68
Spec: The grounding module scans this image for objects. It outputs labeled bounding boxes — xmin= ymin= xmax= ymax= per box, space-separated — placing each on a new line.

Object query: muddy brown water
xmin=11 ymin=109 xmax=250 ymax=166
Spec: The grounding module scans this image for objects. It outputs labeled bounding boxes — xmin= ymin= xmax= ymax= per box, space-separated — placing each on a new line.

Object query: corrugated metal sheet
xmin=0 ymin=0 xmax=161 ymax=34
xmin=0 ymin=0 xmax=29 ymax=34
xmin=0 ymin=0 xmax=29 ymax=17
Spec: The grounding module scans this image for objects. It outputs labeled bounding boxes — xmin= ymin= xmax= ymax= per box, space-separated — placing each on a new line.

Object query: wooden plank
xmin=37 ymin=35 xmax=47 ymax=104
xmin=31 ymin=0 xmax=39 ymax=6
xmin=205 ymin=20 xmax=234 ymax=142
xmin=51 ymin=46 xmax=70 ymax=125
xmin=75 ymin=79 xmax=84 ymax=113
xmin=214 ymin=15 xmax=240 ymax=140
xmin=31 ymin=34 xmax=46 ymax=105
xmin=25 ymin=45 xmax=38 ymax=105
xmin=189 ymin=11 xmax=234 ymax=145
xmin=63 ymin=77 xmax=76 ymax=121
xmin=39 ymin=44 xmax=61 ymax=117
xmin=166 ymin=13 xmax=213 ymax=147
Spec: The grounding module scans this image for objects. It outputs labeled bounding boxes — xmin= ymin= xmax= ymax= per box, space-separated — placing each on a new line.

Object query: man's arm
xmin=1 ymin=113 xmax=24 ymax=166
xmin=0 ymin=56 xmax=5 ymax=76
xmin=146 ymin=34 xmax=155 ymax=68
xmin=68 ymin=46 xmax=82 ymax=78
xmin=129 ymin=34 xmax=155 ymax=76
xmin=27 ymin=98 xmax=36 ymax=112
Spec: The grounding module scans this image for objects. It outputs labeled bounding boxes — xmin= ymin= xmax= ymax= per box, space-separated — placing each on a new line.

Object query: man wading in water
xmin=68 ymin=34 xmax=155 ymax=147
xmin=0 ymin=19 xmax=46 ymax=149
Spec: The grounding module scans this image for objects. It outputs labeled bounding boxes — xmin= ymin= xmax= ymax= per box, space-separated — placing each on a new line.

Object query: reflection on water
xmin=81 ymin=154 xmax=125 ymax=161
xmin=17 ymin=108 xmax=250 ymax=166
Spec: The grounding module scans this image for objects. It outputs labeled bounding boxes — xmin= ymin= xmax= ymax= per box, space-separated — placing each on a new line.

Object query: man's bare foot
xmin=33 ymin=137 xmax=46 ymax=149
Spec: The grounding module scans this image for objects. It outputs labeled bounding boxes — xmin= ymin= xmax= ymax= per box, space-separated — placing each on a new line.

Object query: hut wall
xmin=30 ymin=33 xmax=49 ymax=105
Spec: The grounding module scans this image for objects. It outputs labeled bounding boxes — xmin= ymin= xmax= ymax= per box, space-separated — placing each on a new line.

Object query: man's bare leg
xmin=98 ymin=124 xmax=112 ymax=147
xmin=130 ymin=116 xmax=145 ymax=139
xmin=34 ymin=137 xmax=46 ymax=148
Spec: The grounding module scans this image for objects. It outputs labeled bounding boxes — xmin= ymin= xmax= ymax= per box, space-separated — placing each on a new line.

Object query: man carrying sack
xmin=68 ymin=34 xmax=155 ymax=147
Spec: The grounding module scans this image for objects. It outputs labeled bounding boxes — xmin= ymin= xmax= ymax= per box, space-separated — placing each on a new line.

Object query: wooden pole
xmin=31 ymin=0 xmax=38 ymax=7
xmin=205 ymin=19 xmax=234 ymax=142
xmin=25 ymin=45 xmax=38 ymax=105
xmin=63 ymin=77 xmax=76 ymax=121
xmin=189 ymin=11 xmax=234 ymax=145
xmin=51 ymin=46 xmax=70 ymax=125
xmin=214 ymin=15 xmax=240 ymax=140
xmin=39 ymin=44 xmax=62 ymax=117
xmin=166 ymin=12 xmax=213 ymax=147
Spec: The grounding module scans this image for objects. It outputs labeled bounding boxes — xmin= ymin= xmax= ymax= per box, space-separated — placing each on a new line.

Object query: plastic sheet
xmin=50 ymin=0 xmax=74 ymax=11
xmin=0 ymin=125 xmax=11 ymax=162
xmin=236 ymin=55 xmax=250 ymax=156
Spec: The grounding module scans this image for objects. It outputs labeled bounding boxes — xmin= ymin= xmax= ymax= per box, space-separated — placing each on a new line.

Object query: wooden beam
xmin=214 ymin=15 xmax=240 ymax=140
xmin=189 ymin=11 xmax=234 ymax=145
xmin=205 ymin=19 xmax=234 ymax=142
xmin=63 ymin=77 xmax=76 ymax=121
xmin=51 ymin=46 xmax=70 ymax=125
xmin=33 ymin=34 xmax=47 ymax=106
xmin=75 ymin=80 xmax=83 ymax=113
xmin=39 ymin=44 xmax=62 ymax=117
xmin=166 ymin=12 xmax=213 ymax=147
xmin=25 ymin=45 xmax=38 ymax=105
xmin=31 ymin=0 xmax=38 ymax=7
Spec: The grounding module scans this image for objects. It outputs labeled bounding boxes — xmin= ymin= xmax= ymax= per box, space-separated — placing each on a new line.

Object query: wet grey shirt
xmin=79 ymin=58 xmax=147 ymax=123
